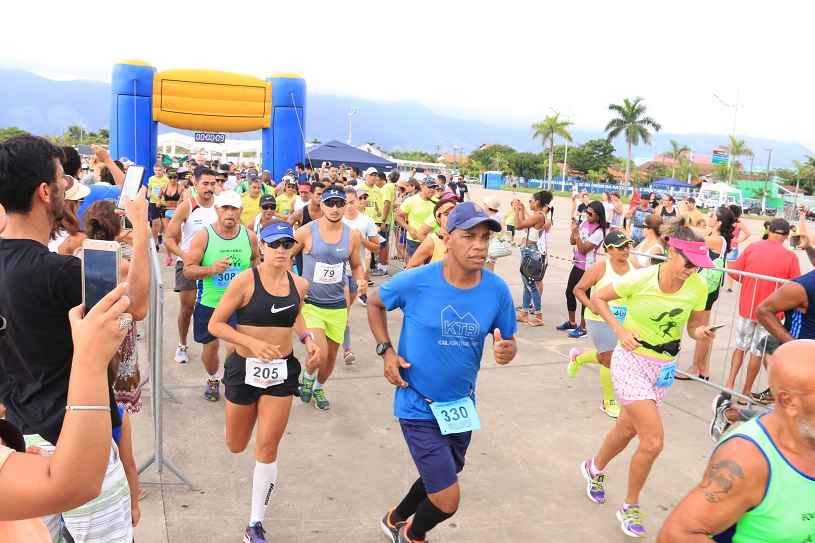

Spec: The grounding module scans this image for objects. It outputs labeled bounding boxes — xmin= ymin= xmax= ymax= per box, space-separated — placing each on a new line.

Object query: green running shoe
xmin=299 ymin=375 xmax=315 ymax=404
xmin=313 ymin=388 xmax=330 ymax=410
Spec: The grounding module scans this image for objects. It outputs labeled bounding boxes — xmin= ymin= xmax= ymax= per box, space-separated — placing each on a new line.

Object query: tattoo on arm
xmin=699 ymin=460 xmax=745 ymax=503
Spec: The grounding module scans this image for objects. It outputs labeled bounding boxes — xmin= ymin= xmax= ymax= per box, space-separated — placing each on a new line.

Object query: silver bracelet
xmin=65 ymin=405 xmax=110 ymax=412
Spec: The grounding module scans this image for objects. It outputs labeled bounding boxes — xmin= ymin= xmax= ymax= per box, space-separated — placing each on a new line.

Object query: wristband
xmin=299 ymin=332 xmax=314 ymax=344
xmin=66 ymin=405 xmax=110 ymax=412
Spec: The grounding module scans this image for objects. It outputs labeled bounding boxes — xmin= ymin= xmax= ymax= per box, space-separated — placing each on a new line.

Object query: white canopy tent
xmin=697 ymin=182 xmax=743 ymax=209
xmin=157 ymin=132 xmax=262 ymax=164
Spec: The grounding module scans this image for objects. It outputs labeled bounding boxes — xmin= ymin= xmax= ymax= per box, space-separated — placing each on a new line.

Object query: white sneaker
xmin=175 ymin=344 xmax=188 ymax=364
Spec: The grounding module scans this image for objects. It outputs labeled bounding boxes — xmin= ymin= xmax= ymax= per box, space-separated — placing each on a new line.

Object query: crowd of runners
xmin=0 ymin=135 xmax=813 ymax=542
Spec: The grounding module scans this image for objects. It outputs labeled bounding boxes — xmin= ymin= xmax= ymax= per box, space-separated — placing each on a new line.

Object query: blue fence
xmin=494 ymin=175 xmax=697 ymax=197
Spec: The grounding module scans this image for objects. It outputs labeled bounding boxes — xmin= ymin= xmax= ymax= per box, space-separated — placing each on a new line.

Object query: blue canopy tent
xmin=305 ymin=140 xmax=396 ymax=172
xmin=649 ymin=177 xmax=697 ymax=195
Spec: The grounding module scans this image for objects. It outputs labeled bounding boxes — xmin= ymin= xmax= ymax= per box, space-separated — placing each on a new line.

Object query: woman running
xmin=579 ymin=218 xmax=717 ymax=539
xmin=558 ymin=200 xmax=608 ymax=338
xmin=569 ymin=230 xmax=634 ymax=419
xmin=680 ymin=205 xmax=735 ymax=380
xmin=512 ymin=190 xmax=553 ymax=326
xmin=630 ymin=215 xmax=665 ymax=269
xmin=208 ymin=222 xmax=319 ymax=543
xmin=160 ymin=172 xmax=184 ymax=265
xmin=405 ymin=197 xmax=457 ymax=268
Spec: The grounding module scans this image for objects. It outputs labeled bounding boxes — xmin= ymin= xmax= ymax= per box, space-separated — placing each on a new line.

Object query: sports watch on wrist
xmin=376 ymin=341 xmax=393 ymax=356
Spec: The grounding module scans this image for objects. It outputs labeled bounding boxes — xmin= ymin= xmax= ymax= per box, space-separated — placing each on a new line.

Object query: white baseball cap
xmin=214 ymin=190 xmax=242 ymax=209
xmin=364 ymin=167 xmax=378 ymax=176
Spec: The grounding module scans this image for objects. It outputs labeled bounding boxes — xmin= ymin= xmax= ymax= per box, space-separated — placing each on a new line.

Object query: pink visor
xmin=668 ymin=237 xmax=715 ymax=268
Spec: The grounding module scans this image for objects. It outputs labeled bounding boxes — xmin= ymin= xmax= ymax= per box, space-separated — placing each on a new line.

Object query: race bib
xmin=611 ymin=305 xmax=627 ymax=323
xmin=245 ymin=358 xmax=288 ymax=388
xmin=655 ymin=362 xmax=677 ymax=388
xmin=429 ymin=397 xmax=481 ymax=435
xmin=313 ymin=261 xmax=343 ymax=284
xmin=213 ymin=266 xmax=240 ymax=289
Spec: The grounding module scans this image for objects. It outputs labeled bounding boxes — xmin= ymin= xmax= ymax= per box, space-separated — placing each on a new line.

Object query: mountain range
xmin=0 ymin=68 xmax=810 ymax=168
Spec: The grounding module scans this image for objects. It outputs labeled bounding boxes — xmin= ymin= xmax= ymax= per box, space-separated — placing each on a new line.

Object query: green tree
xmin=665 ymin=139 xmax=690 ymax=179
xmin=0 ymin=126 xmax=29 ymax=141
xmin=491 ymin=152 xmax=511 ymax=173
xmin=532 ymin=113 xmax=572 ymax=184
xmin=390 ymin=149 xmax=438 ymax=162
xmin=726 ymin=136 xmax=753 ymax=183
xmin=605 ymin=97 xmax=661 ymax=186
xmin=568 ymin=139 xmax=616 ymax=174
xmin=468 ymin=144 xmax=516 ymax=171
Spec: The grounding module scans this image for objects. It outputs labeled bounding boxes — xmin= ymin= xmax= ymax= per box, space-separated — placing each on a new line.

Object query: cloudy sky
xmin=3 ymin=0 xmax=812 ymax=148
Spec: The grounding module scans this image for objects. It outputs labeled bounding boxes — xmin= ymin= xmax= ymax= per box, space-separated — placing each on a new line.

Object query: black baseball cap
xmin=260 ymin=195 xmax=276 ymax=208
xmin=604 ymin=230 xmax=633 ymax=248
xmin=768 ymin=218 xmax=791 ymax=235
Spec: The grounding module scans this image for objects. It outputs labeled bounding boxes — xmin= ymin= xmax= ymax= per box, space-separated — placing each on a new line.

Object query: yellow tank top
xmin=584 ymin=260 xmax=630 ymax=322
xmin=430 ymin=233 xmax=446 ymax=262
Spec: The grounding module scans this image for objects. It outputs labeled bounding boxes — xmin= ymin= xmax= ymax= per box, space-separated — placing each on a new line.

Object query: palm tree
xmin=726 ymin=136 xmax=753 ymax=183
xmin=532 ymin=113 xmax=573 ymax=186
xmin=665 ymin=139 xmax=690 ymax=179
xmin=605 ymin=97 xmax=661 ymax=186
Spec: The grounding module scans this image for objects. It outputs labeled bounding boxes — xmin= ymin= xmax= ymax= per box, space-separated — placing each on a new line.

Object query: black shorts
xmin=705 ymin=288 xmax=720 ymax=311
xmin=148 ymin=202 xmax=165 ymax=222
xmin=193 ymin=303 xmax=236 ymax=344
xmin=174 ymin=261 xmax=197 ymax=292
xmin=379 ymin=224 xmax=390 ymax=246
xmin=223 ymin=352 xmax=301 ymax=405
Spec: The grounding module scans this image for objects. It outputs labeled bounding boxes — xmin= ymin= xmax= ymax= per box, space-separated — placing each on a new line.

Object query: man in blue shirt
xmin=367 ymin=202 xmax=518 ymax=543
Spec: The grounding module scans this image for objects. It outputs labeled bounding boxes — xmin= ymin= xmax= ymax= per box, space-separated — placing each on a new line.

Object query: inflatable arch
xmin=109 ymin=61 xmax=306 ymax=181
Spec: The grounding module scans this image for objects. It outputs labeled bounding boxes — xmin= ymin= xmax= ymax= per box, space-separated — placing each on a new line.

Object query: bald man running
xmin=657 ymin=339 xmax=815 ymax=542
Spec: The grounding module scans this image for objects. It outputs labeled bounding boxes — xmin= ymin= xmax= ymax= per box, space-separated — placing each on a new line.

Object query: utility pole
xmin=346 ymin=108 xmax=359 ymax=145
xmin=763 ymin=147 xmax=772 ymax=215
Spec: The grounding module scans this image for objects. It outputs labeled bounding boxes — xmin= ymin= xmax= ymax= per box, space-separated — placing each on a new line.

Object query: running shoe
xmin=556 ymin=320 xmax=578 ymax=331
xmin=358 ymin=294 xmax=368 ymax=306
xmin=709 ymin=394 xmax=733 ymax=442
xmin=344 ymin=351 xmax=356 ymax=365
xmin=579 ymin=459 xmax=606 ymax=504
xmin=371 ymin=268 xmax=388 ymax=277
xmin=204 ymin=379 xmax=220 ymax=402
xmin=380 ymin=510 xmax=405 ymax=543
xmin=568 ymin=327 xmax=587 ymax=339
xmin=616 ymin=504 xmax=646 ymax=538
xmin=601 ymin=399 xmax=620 ymax=419
xmin=299 ymin=375 xmax=315 ymax=404
xmin=567 ymin=347 xmax=583 ymax=378
xmin=243 ymin=522 xmax=267 ymax=543
xmin=313 ymin=388 xmax=330 ymax=410
xmin=752 ymin=388 xmax=774 ymax=405
xmin=174 ymin=344 xmax=188 ymax=364
xmin=397 ymin=522 xmax=424 ymax=543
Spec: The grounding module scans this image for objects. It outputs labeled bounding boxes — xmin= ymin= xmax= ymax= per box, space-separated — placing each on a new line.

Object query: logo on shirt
xmin=270 ymin=304 xmax=295 ymax=314
xmin=651 ymin=308 xmax=683 ymax=337
xmin=441 ymin=305 xmax=480 ymax=339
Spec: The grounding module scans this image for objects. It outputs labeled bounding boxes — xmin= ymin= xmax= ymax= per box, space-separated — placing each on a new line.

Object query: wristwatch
xmin=376 ymin=341 xmax=393 ymax=356
xmin=299 ymin=332 xmax=315 ymax=344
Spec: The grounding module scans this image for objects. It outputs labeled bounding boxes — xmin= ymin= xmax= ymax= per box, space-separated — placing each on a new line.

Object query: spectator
xmin=0 ymin=285 xmax=132 ymax=540
xmin=724 ymin=204 xmax=752 ymax=292
xmin=630 ymin=215 xmax=665 ymax=268
xmin=725 ymin=218 xmax=800 ymax=403
xmin=680 ymin=196 xmax=706 ymax=228
xmin=49 ymin=147 xmax=90 ymax=255
xmin=0 ymin=135 xmax=150 ymax=540
xmin=656 ymin=194 xmax=677 ymax=218
xmin=627 ymin=193 xmax=653 ymax=244
xmin=77 ymin=146 xmax=125 ymax=221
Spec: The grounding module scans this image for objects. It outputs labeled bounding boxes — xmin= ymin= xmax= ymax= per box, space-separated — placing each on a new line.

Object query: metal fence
xmin=138 ymin=241 xmax=195 ymax=489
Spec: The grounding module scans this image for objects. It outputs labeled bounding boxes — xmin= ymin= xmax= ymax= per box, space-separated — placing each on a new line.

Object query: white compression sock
xmin=314 ymin=381 xmax=324 ymax=391
xmin=304 ymin=369 xmax=316 ymax=381
xmin=250 ymin=461 xmax=278 ymax=525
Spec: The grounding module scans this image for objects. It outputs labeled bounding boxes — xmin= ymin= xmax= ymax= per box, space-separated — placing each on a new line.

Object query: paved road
xmin=132 ymin=186 xmax=804 ymax=542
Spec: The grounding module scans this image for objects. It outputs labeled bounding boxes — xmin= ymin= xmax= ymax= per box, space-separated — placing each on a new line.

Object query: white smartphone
xmin=117 ymin=165 xmax=145 ymax=209
xmin=82 ymin=240 xmax=121 ymax=312
xmin=709 ymin=323 xmax=728 ymax=331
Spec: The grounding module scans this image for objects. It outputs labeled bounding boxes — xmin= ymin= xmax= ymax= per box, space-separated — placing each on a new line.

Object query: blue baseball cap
xmin=321 ymin=187 xmax=346 ymax=202
xmin=446 ymin=202 xmax=501 ymax=233
xmin=260 ymin=222 xmax=295 ymax=244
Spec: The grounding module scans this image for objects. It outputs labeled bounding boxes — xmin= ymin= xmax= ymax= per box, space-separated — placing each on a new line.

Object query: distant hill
xmin=0 ymin=68 xmax=810 ymax=167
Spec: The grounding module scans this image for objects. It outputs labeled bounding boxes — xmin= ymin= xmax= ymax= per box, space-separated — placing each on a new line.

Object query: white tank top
xmin=179 ymin=198 xmax=217 ymax=260
xmin=48 ymin=230 xmax=69 ymax=253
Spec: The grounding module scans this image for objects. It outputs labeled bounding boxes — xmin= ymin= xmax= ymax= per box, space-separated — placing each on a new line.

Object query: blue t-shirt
xmin=77 ymin=184 xmax=121 ymax=222
xmin=379 ymin=261 xmax=517 ymax=420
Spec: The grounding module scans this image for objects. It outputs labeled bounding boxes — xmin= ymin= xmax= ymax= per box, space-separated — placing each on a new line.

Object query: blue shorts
xmin=193 ymin=303 xmax=236 ymax=344
xmin=726 ymin=247 xmax=740 ymax=262
xmin=400 ymin=418 xmax=471 ymax=493
xmin=406 ymin=238 xmax=421 ymax=258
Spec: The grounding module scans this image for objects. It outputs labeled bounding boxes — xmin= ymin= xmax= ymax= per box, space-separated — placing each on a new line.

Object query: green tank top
xmin=716 ymin=416 xmax=815 ymax=543
xmin=584 ymin=261 xmax=629 ymax=323
xmin=198 ymin=225 xmax=252 ymax=308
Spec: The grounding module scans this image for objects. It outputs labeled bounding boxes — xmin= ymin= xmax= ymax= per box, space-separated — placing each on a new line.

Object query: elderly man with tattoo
xmin=657 ymin=339 xmax=815 ymax=542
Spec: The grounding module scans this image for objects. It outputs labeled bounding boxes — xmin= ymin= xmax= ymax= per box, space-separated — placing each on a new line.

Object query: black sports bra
xmin=236 ymin=268 xmax=300 ymax=327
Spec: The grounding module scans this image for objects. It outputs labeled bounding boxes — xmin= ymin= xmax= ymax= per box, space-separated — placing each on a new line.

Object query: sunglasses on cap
xmin=604 ymin=239 xmax=633 ymax=249
xmin=358 ymin=194 xmax=369 ymax=199
xmin=323 ymin=198 xmax=346 ymax=208
xmin=265 ymin=239 xmax=296 ymax=250
xmin=261 ymin=203 xmax=276 ymax=210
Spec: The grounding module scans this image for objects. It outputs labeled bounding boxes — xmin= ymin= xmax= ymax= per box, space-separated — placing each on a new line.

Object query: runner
xmin=240 ymin=178 xmax=264 ymax=228
xmin=627 ymin=193 xmax=653 ymax=244
xmin=147 ymin=164 xmax=169 ymax=249
xmin=375 ymin=171 xmax=396 ymax=276
xmin=558 ymin=200 xmax=607 ymax=338
xmin=630 ymin=215 xmax=665 ymax=268
xmin=397 ymin=178 xmax=437 ymax=259
xmin=580 ymin=218 xmax=717 ymax=538
xmin=291 ymin=186 xmax=366 ymax=410
xmin=183 ymin=190 xmax=260 ymax=401
xmin=367 ymin=201 xmax=518 ymax=543
xmin=289 ymin=182 xmax=325 ymax=275
xmin=165 ymin=166 xmax=219 ymax=364
xmin=658 ymin=340 xmax=815 ymax=542
xmin=293 ymin=182 xmax=311 ymax=213
xmin=569 ymin=231 xmax=634 ymax=418
xmin=159 ymin=171 xmax=184 ymax=265
xmin=405 ymin=197 xmax=457 ymax=269
xmin=208 ymin=222 xmax=319 ymax=543
xmin=512 ymin=191 xmax=553 ymax=327
xmin=275 ymin=178 xmax=297 ymax=217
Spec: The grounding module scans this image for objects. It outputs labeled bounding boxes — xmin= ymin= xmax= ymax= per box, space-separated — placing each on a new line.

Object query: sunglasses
xmin=677 ymin=251 xmax=699 ymax=270
xmin=359 ymin=194 xmax=369 ymax=200
xmin=265 ymin=239 xmax=296 ymax=250
xmin=261 ymin=204 xmax=276 ymax=210
xmin=605 ymin=240 xmax=633 ymax=250
xmin=586 ymin=210 xmax=596 ymax=217
xmin=323 ymin=198 xmax=346 ymax=208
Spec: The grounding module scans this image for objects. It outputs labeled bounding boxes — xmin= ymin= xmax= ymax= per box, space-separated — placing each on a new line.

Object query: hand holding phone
xmin=708 ymin=323 xmax=727 ymax=332
xmin=118 ymin=166 xmax=145 ymax=209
